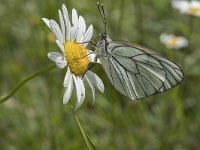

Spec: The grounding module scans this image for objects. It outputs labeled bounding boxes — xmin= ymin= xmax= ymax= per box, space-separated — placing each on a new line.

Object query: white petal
xmin=56 ymin=40 xmax=64 ymax=53
xmin=71 ymin=9 xmax=79 ymax=41
xmin=66 ymin=23 xmax=71 ymax=41
xmin=48 ymin=52 xmax=63 ymax=62
xmin=179 ymin=38 xmax=188 ymax=47
xmin=72 ymin=9 xmax=79 ymax=27
xmin=172 ymin=1 xmax=188 ymax=12
xmin=85 ymin=71 xmax=104 ymax=93
xmin=87 ymin=50 xmax=101 ymax=64
xmin=59 ymin=9 xmax=65 ymax=42
xmin=73 ymin=75 xmax=85 ymax=109
xmin=62 ymin=4 xmax=71 ymax=41
xmin=85 ymin=74 xmax=95 ymax=104
xmin=175 ymin=37 xmax=188 ymax=49
xmin=160 ymin=33 xmax=169 ymax=44
xmin=88 ymin=53 xmax=96 ymax=63
xmin=50 ymin=19 xmax=64 ymax=44
xmin=55 ymin=57 xmax=67 ymax=68
xmin=63 ymin=76 xmax=73 ymax=104
xmin=70 ymin=26 xmax=78 ymax=41
xmin=76 ymin=16 xmax=84 ymax=43
xmin=42 ymin=18 xmax=51 ymax=28
xmin=64 ymin=68 xmax=72 ymax=87
xmin=80 ymin=16 xmax=86 ymax=33
xmin=43 ymin=18 xmax=63 ymax=41
xmin=83 ymin=25 xmax=93 ymax=47
xmin=191 ymin=1 xmax=200 ymax=7
xmin=47 ymin=52 xmax=67 ymax=68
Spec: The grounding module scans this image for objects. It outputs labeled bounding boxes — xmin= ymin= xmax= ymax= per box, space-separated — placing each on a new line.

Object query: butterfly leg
xmin=76 ymin=40 xmax=97 ymax=47
xmin=81 ymin=57 xmax=97 ymax=79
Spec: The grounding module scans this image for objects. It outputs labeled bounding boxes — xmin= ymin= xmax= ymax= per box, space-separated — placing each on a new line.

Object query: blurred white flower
xmin=172 ymin=0 xmax=200 ymax=17
xmin=42 ymin=4 xmax=104 ymax=109
xmin=160 ymin=33 xmax=188 ymax=49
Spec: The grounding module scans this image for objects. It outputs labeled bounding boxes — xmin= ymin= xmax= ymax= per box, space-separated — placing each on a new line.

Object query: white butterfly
xmin=94 ymin=2 xmax=184 ymax=100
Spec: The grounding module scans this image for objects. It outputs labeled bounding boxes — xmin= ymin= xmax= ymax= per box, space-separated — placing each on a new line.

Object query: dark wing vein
xmin=136 ymin=61 xmax=165 ymax=83
xmin=107 ymin=57 xmax=128 ymax=97
xmin=135 ymin=74 xmax=148 ymax=97
xmin=139 ymin=73 xmax=158 ymax=91
xmin=132 ymin=58 xmax=163 ymax=70
xmin=111 ymin=58 xmax=135 ymax=99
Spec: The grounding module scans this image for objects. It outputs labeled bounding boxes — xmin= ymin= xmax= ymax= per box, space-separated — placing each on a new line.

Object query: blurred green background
xmin=1 ymin=0 xmax=200 ymax=149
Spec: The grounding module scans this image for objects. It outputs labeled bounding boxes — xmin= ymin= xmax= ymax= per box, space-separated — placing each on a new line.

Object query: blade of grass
xmin=70 ymin=103 xmax=96 ymax=150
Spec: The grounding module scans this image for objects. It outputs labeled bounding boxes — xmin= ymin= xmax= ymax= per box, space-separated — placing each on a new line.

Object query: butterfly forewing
xmin=98 ymin=41 xmax=184 ymax=100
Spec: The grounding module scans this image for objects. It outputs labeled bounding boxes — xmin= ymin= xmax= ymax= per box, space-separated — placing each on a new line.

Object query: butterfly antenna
xmin=101 ymin=3 xmax=107 ymax=34
xmin=97 ymin=2 xmax=107 ymax=34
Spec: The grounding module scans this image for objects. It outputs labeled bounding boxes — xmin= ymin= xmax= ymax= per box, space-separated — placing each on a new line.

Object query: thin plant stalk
xmin=0 ymin=64 xmax=56 ymax=103
xmin=69 ymin=101 xmax=96 ymax=150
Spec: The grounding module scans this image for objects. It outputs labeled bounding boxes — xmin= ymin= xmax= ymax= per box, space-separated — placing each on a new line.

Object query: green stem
xmin=0 ymin=64 xmax=56 ymax=103
xmin=69 ymin=102 xmax=96 ymax=150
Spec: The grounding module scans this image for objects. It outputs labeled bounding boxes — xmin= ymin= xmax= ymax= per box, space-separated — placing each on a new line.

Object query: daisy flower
xmin=172 ymin=0 xmax=200 ymax=17
xmin=42 ymin=4 xmax=104 ymax=109
xmin=160 ymin=33 xmax=188 ymax=49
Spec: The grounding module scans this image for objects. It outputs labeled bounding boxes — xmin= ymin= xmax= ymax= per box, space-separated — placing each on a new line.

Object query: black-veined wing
xmin=152 ymin=55 xmax=184 ymax=92
xmin=100 ymin=41 xmax=183 ymax=100
xmin=127 ymin=43 xmax=184 ymax=92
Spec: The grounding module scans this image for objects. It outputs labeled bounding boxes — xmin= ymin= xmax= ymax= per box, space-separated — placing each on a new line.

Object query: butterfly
xmin=94 ymin=2 xmax=184 ymax=100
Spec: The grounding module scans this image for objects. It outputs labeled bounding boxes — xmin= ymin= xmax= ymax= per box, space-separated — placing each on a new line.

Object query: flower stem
xmin=0 ymin=64 xmax=56 ymax=103
xmin=69 ymin=102 xmax=96 ymax=150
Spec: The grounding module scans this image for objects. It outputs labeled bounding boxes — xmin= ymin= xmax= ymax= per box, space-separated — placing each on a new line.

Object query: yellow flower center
xmin=64 ymin=41 xmax=89 ymax=76
xmin=189 ymin=6 xmax=200 ymax=15
xmin=168 ymin=37 xmax=178 ymax=46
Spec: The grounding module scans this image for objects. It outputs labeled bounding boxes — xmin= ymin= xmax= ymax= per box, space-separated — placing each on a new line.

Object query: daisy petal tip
xmin=62 ymin=4 xmax=67 ymax=11
xmin=75 ymin=102 xmax=81 ymax=110
xmin=90 ymin=24 xmax=93 ymax=30
xmin=63 ymin=99 xmax=67 ymax=104
xmin=42 ymin=18 xmax=47 ymax=21
xmin=72 ymin=8 xmax=76 ymax=12
xmin=47 ymin=52 xmax=51 ymax=56
xmin=101 ymin=86 xmax=105 ymax=93
xmin=99 ymin=85 xmax=104 ymax=93
xmin=42 ymin=18 xmax=51 ymax=27
xmin=63 ymin=96 xmax=70 ymax=104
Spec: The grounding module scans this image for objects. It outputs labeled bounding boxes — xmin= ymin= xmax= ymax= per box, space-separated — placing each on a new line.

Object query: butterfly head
xmin=98 ymin=32 xmax=111 ymax=42
xmin=99 ymin=32 xmax=107 ymax=41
